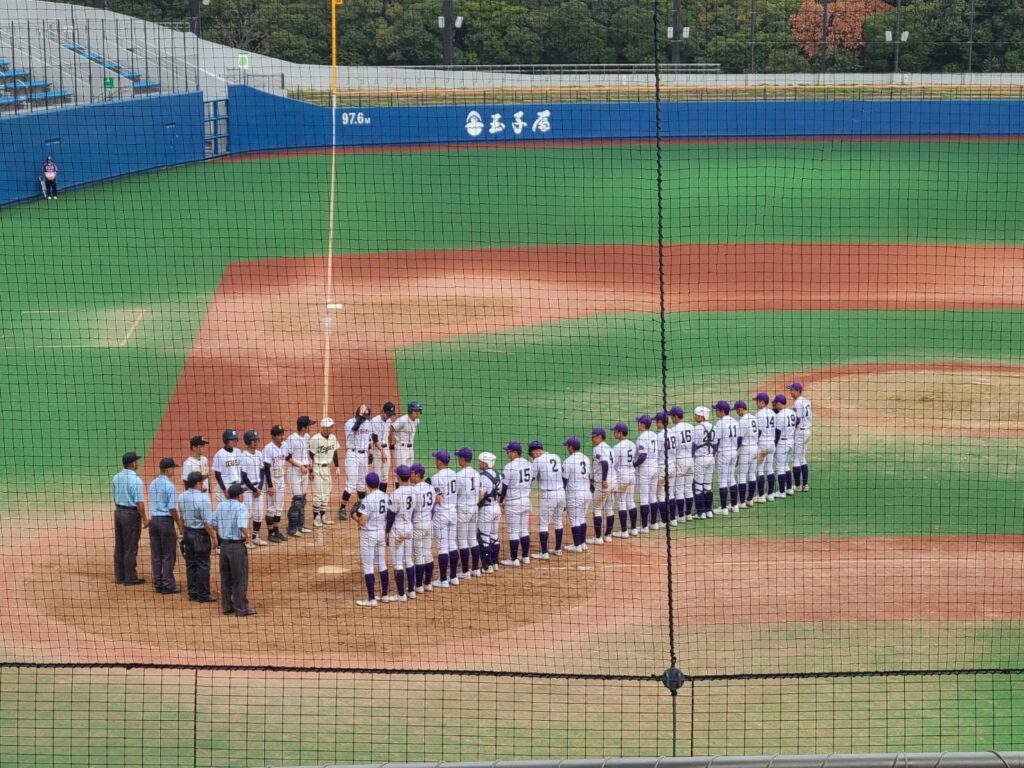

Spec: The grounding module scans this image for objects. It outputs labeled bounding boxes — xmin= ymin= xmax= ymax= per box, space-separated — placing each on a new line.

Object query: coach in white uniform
xmin=392 ymin=401 xmax=422 ymax=468
xmin=788 ymin=382 xmax=813 ymax=492
xmin=561 ymin=436 xmax=591 ymax=552
xmin=529 ymin=440 xmax=566 ymax=559
xmin=691 ymin=407 xmax=716 ymax=519
xmin=734 ymin=401 xmax=759 ymax=509
xmin=309 ymin=417 xmax=340 ymax=527
xmin=284 ymin=416 xmax=313 ymax=536
xmin=500 ymin=441 xmax=532 ymax=566
xmin=339 ymin=405 xmax=373 ymax=520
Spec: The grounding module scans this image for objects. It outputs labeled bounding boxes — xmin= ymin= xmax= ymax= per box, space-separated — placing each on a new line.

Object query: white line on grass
xmin=119 ymin=310 xmax=146 ymax=348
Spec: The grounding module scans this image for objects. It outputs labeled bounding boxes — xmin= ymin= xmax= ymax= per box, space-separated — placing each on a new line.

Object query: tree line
xmin=58 ymin=0 xmax=1024 ymax=72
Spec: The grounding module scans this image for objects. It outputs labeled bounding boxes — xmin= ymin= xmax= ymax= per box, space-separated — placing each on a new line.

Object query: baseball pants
xmin=312 ymin=466 xmax=333 ymax=509
xmin=674 ymin=457 xmax=695 ymax=500
xmin=412 ymin=523 xmax=433 ymax=566
xmin=243 ymin=490 xmax=265 ymax=524
xmin=503 ymin=497 xmax=530 ymax=540
xmin=592 ymin=485 xmax=614 ymax=520
xmin=775 ymin=440 xmax=793 ymax=475
xmin=737 ymin=448 xmax=758 ymax=485
xmin=614 ymin=479 xmax=636 ymax=512
xmin=456 ymin=506 xmax=478 ymax=549
xmin=267 ymin=477 xmax=287 ymax=517
xmin=477 ymin=504 xmax=500 ymax=546
xmin=566 ymin=492 xmax=592 ymax=528
xmin=433 ymin=512 xmax=457 ymax=553
xmin=368 ymin=450 xmax=391 ymax=484
xmin=716 ymin=452 xmax=737 ymax=489
xmin=287 ymin=466 xmax=309 ymax=496
xmin=693 ymin=455 xmax=715 ymax=492
xmin=344 ymin=451 xmax=368 ymax=494
xmin=637 ymin=472 xmax=658 ymax=506
xmin=390 ymin=525 xmax=414 ymax=570
xmin=360 ymin=529 xmax=387 ymax=575
xmin=756 ymin=444 xmax=775 ymax=477
xmin=539 ymin=489 xmax=566 ymax=531
xmin=793 ymin=429 xmax=811 ymax=467
xmin=394 ymin=445 xmax=414 ymax=468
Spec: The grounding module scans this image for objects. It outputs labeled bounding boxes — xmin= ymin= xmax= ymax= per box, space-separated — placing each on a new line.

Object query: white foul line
xmin=119 ymin=310 xmax=146 ymax=348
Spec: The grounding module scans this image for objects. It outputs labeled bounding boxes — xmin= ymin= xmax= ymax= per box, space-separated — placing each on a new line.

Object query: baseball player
xmin=353 ymin=472 xmax=394 ymax=607
xmin=387 ymin=464 xmax=417 ymax=601
xmin=392 ymin=401 xmax=422 ymax=468
xmin=430 ymin=450 xmax=460 ymax=588
xmin=773 ymin=394 xmax=798 ymax=497
xmin=529 ymin=440 xmax=566 ymax=558
xmin=652 ymin=412 xmax=670 ymax=527
xmin=476 ymin=451 xmax=501 ymax=573
xmin=611 ymin=422 xmax=637 ymax=537
xmin=212 ymin=429 xmax=242 ymax=504
xmin=788 ymin=382 xmax=813 ymax=492
xmin=308 ymin=417 xmax=340 ymax=527
xmin=410 ymin=463 xmax=436 ymax=592
xmin=368 ymin=402 xmax=397 ymax=490
xmin=239 ymin=430 xmax=267 ymax=546
xmin=691 ymin=407 xmax=716 ymax=519
xmin=261 ymin=426 xmax=288 ymax=543
xmin=713 ymin=401 xmax=739 ymax=515
xmin=182 ymin=435 xmax=210 ymax=492
xmin=500 ymin=441 xmax=532 ymax=566
xmin=284 ymin=416 xmax=314 ymax=536
xmin=634 ymin=415 xmax=659 ymax=532
xmin=589 ymin=427 xmax=616 ymax=543
xmin=668 ymin=406 xmax=695 ymax=522
xmin=735 ymin=401 xmax=759 ymax=509
xmin=339 ymin=406 xmax=373 ymax=520
xmin=454 ymin=447 xmax=482 ymax=578
xmin=561 ymin=436 xmax=591 ymax=552
xmin=753 ymin=392 xmax=777 ymax=502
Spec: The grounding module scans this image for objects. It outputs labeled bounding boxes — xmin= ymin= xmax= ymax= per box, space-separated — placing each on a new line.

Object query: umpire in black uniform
xmin=178 ymin=471 xmax=215 ymax=602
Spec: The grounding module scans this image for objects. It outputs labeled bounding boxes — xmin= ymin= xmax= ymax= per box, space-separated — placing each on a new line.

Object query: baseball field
xmin=1 ymin=138 xmax=1023 ymax=765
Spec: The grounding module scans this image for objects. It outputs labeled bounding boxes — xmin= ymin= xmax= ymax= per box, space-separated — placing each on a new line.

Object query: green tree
xmin=536 ymin=1 xmax=615 ymax=64
xmin=459 ymin=0 xmax=542 ymax=65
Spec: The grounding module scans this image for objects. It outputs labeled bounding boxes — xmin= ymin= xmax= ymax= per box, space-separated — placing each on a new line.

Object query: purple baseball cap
xmin=773 ymin=394 xmax=787 ymax=405
xmin=394 ymin=464 xmax=412 ymax=480
xmin=755 ymin=391 xmax=770 ymax=403
xmin=669 ymin=406 xmax=685 ymax=418
xmin=528 ymin=440 xmax=544 ymax=452
xmin=636 ymin=414 xmax=653 ymax=427
xmin=613 ymin=422 xmax=629 ymax=435
xmin=504 ymin=441 xmax=522 ymax=453
xmin=654 ymin=411 xmax=668 ymax=423
xmin=455 ymin=447 xmax=473 ymax=461
xmin=410 ymin=463 xmax=426 ymax=476
xmin=714 ymin=400 xmax=730 ymax=413
xmin=563 ymin=436 xmax=581 ymax=449
xmin=365 ymin=472 xmax=381 ymax=488
xmin=591 ymin=427 xmax=606 ymax=438
xmin=788 ymin=381 xmax=804 ymax=392
xmin=734 ymin=400 xmax=748 ymax=411
xmin=431 ymin=449 xmax=450 ymax=464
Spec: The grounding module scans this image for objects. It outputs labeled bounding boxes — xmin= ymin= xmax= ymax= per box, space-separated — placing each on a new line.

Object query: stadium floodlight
xmin=455 ymin=16 xmax=463 ymax=28
xmin=901 ymin=30 xmax=910 ymax=42
xmin=438 ymin=16 xmax=445 ymax=29
xmin=682 ymin=26 xmax=690 ymax=39
xmin=667 ymin=26 xmax=673 ymax=39
xmin=885 ymin=30 xmax=893 ymax=42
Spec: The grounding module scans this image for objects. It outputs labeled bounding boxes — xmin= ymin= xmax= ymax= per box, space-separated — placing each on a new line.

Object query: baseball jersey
xmin=715 ymin=415 xmax=740 ymax=453
xmin=738 ymin=413 xmax=758 ymax=450
xmin=562 ymin=452 xmax=592 ymax=494
xmin=431 ymin=467 xmax=459 ymax=512
xmin=239 ymin=449 xmax=265 ymax=490
xmin=755 ymin=407 xmax=776 ymax=447
xmin=390 ymin=485 xmax=416 ymax=529
xmin=501 ymin=457 xmax=532 ymax=501
xmin=793 ymin=396 xmax=813 ymax=430
xmin=368 ymin=415 xmax=393 ymax=448
xmin=455 ymin=466 xmax=480 ymax=507
xmin=212 ymin=447 xmax=242 ymax=487
xmin=692 ymin=422 xmax=716 ymax=457
xmin=309 ymin=432 xmax=340 ymax=465
xmin=635 ymin=431 xmax=657 ymax=473
xmin=592 ymin=441 xmax=615 ymax=483
xmin=285 ymin=432 xmax=310 ymax=466
xmin=343 ymin=418 xmax=372 ymax=452
xmin=262 ymin=441 xmax=288 ymax=482
xmin=414 ymin=480 xmax=435 ymax=523
xmin=182 ymin=455 xmax=208 ymax=484
xmin=392 ymin=415 xmax=418 ymax=447
xmin=653 ymin=429 xmax=666 ymax=465
xmin=665 ymin=424 xmax=682 ymax=462
xmin=531 ymin=452 xmax=563 ymax=492
xmin=612 ymin=439 xmax=637 ymax=481
xmin=675 ymin=421 xmax=695 ymax=459
xmin=359 ymin=489 xmax=391 ymax=534
xmin=776 ymin=407 xmax=798 ymax=440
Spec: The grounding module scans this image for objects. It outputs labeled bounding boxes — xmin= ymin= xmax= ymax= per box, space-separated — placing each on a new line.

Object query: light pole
xmin=188 ymin=0 xmax=201 ymax=36
xmin=441 ymin=0 xmax=454 ymax=66
xmin=885 ymin=0 xmax=908 ymax=75
xmin=967 ymin=0 xmax=976 ymax=74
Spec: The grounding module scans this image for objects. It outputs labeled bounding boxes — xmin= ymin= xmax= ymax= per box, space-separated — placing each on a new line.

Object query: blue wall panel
xmin=0 ymin=92 xmax=205 ymax=206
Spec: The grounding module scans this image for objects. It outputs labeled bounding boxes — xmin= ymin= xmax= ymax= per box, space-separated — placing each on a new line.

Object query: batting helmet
xmin=222 ymin=429 xmax=239 ymax=442
xmin=407 ymin=400 xmax=423 ymax=414
xmin=243 ymin=429 xmax=259 ymax=444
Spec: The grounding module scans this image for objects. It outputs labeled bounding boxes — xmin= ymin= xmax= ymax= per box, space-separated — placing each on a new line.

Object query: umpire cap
xmin=227 ymin=482 xmax=244 ymax=499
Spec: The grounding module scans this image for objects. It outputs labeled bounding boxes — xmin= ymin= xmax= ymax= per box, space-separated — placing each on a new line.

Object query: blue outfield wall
xmin=228 ymin=84 xmax=1024 ymax=154
xmin=0 ymin=92 xmax=205 ymax=206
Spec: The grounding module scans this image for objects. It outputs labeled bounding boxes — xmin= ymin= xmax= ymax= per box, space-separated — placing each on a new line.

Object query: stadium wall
xmin=0 ymin=92 xmax=205 ymax=206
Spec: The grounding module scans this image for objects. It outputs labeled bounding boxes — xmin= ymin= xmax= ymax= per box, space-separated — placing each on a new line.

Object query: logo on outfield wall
xmin=465 ymin=109 xmax=551 ymax=137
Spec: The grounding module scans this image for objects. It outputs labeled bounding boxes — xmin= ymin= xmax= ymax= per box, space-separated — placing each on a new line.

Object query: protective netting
xmin=1 ymin=1 xmax=1024 ymax=766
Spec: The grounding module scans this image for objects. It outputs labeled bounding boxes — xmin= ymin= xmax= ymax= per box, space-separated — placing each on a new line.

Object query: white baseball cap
xmin=320 ymin=417 xmax=335 ymax=428
xmin=694 ymin=406 xmax=711 ymax=419
xmin=478 ymin=451 xmax=496 ymax=466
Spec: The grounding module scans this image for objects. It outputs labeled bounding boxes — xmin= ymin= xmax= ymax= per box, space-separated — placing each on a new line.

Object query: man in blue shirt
xmin=149 ymin=457 xmax=184 ymax=594
xmin=204 ymin=483 xmax=256 ymax=617
xmin=112 ymin=452 xmax=148 ymax=586
xmin=179 ymin=471 xmax=215 ymax=603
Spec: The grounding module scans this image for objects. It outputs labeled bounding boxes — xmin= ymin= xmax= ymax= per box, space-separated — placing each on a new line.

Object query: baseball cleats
xmin=612 ymin=531 xmax=629 ymax=539
xmin=579 ymin=543 xmax=588 ymax=551
xmin=670 ymin=519 xmax=679 ymax=527
xmin=629 ymin=529 xmax=640 ymax=536
xmin=499 ymin=559 xmax=521 ymax=567
xmin=300 ymin=526 xmax=312 ymax=533
xmin=472 ymin=569 xmax=482 ymax=577
xmin=485 ymin=565 xmax=497 ymax=573
xmin=449 ymin=576 xmax=460 ymax=586
xmin=565 ymin=544 xmax=578 ymax=553
xmin=538 ymin=552 xmax=550 ymax=561
xmin=408 ymin=590 xmax=418 ymax=598
xmin=755 ymin=495 xmax=767 ymax=504
xmin=337 ymin=507 xmax=348 ymax=521
xmin=381 ymin=595 xmax=398 ymax=603
xmin=415 ymin=586 xmax=425 ymax=594
xmin=424 ymin=583 xmax=434 ymax=592
xmin=603 ymin=535 xmax=614 ymax=543
xmin=641 ymin=526 xmax=651 ymax=534
xmin=251 ymin=535 xmax=267 ymax=546
xmin=396 ymin=594 xmax=408 ymax=602
xmin=313 ymin=517 xmax=323 ymax=528
xmin=324 ymin=517 xmax=335 ymax=524
xmin=787 ymin=488 xmax=796 ymax=496
xmin=355 ymin=599 xmax=378 ymax=608
xmin=586 ymin=537 xmax=600 ymax=545
xmin=521 ymin=556 xmax=531 ymax=565
xmin=551 ymin=549 xmax=562 ymax=556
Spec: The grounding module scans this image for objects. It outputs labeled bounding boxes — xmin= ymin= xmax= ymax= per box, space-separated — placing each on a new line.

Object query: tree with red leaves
xmin=790 ymin=0 xmax=891 ymax=60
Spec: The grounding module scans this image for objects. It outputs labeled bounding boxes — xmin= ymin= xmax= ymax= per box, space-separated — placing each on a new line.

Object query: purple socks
xmin=379 ymin=570 xmax=389 ymax=597
xmin=520 ymin=535 xmax=530 ymax=559
xmin=363 ymin=573 xmax=375 ymax=601
xmin=539 ymin=531 xmax=549 ymax=554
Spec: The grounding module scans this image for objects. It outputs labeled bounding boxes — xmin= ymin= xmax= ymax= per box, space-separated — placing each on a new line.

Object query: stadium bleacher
xmin=62 ymin=41 xmax=160 ymax=94
xmin=0 ymin=55 xmax=71 ymax=113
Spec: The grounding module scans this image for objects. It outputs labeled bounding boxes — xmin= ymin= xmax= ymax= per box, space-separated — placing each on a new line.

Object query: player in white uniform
xmin=410 ymin=463 xmax=436 ymax=592
xmin=634 ymin=415 xmax=659 ymax=532
xmin=430 ymin=450 xmax=460 ymax=588
xmin=788 ymin=382 xmax=813 ymax=492
xmin=589 ymin=427 xmax=616 ymax=543
xmin=773 ymin=394 xmax=798 ymax=497
xmin=392 ymin=401 xmax=422 ymax=468
xmin=261 ymin=425 xmax=289 ymax=543
xmin=239 ymin=430 xmax=267 ymax=546
xmin=387 ymin=465 xmax=417 ymax=601
xmin=500 ymin=441 xmax=532 ymax=566
xmin=611 ymin=422 xmax=638 ymax=537
xmin=713 ymin=401 xmax=739 ymax=515
xmin=284 ymin=416 xmax=314 ymax=536
xmin=753 ymin=392 xmax=778 ymax=502
xmin=529 ymin=440 xmax=566 ymax=558
xmin=339 ymin=406 xmax=373 ymax=520
xmin=476 ymin=452 xmax=501 ymax=573
xmin=212 ymin=429 xmax=242 ymax=504
xmin=734 ymin=401 xmax=759 ymax=509
xmin=691 ymin=407 xmax=716 ymax=519
xmin=668 ymin=406 xmax=696 ymax=521
xmin=308 ymin=417 xmax=340 ymax=527
xmin=182 ymin=435 xmax=209 ymax=492
xmin=353 ymin=472 xmax=395 ymax=607
xmin=651 ymin=413 xmax=670 ymax=527
xmin=368 ymin=402 xmax=397 ymax=491
xmin=561 ymin=436 xmax=591 ymax=552
xmin=454 ymin=447 xmax=482 ymax=578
